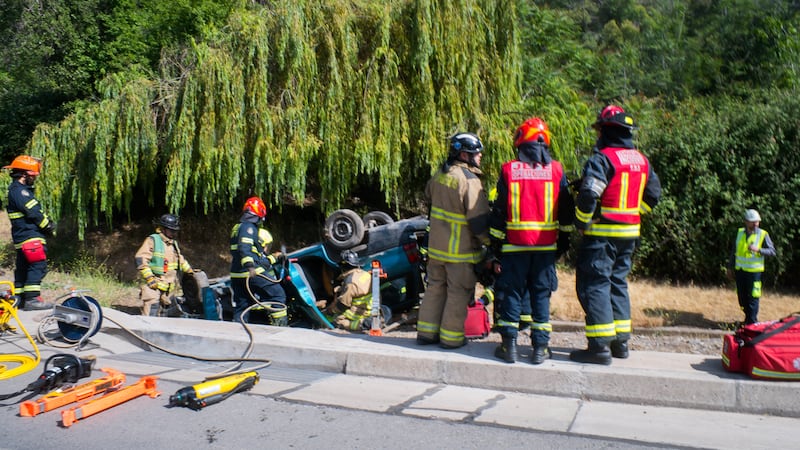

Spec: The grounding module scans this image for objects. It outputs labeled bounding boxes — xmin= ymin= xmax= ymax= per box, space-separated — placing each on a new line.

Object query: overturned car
xmin=180 ymin=210 xmax=428 ymax=328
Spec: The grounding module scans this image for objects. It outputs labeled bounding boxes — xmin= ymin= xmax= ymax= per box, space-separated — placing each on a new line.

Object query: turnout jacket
xmin=230 ymin=216 xmax=276 ymax=278
xmin=490 ymin=159 xmax=574 ymax=252
xmin=575 ymin=141 xmax=661 ymax=238
xmin=7 ymin=180 xmax=53 ymax=247
xmin=425 ymin=160 xmax=490 ymax=264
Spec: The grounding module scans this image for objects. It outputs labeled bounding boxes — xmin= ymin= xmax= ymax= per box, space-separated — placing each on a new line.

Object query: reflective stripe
xmin=584 ymin=223 xmax=640 ymax=238
xmin=8 ymin=212 xmax=24 ymax=219
xmin=417 ymin=320 xmax=439 ymax=334
xmin=496 ymin=319 xmax=519 ymax=329
xmin=532 ymin=322 xmax=552 ymax=332
xmin=430 ymin=207 xmax=467 ymax=224
xmin=14 ymin=237 xmax=45 ymax=249
xmin=614 ymin=319 xmax=631 ymax=334
xmin=427 ymin=247 xmax=482 ymax=264
xmin=575 ymin=208 xmax=593 ymax=225
xmin=230 ymin=266 xmax=266 ymax=278
xmin=502 ymin=243 xmax=556 ymax=252
xmin=585 ymin=322 xmax=616 ymax=337
xmin=439 ymin=327 xmax=464 ymax=344
xmin=24 ymin=199 xmax=38 ymax=209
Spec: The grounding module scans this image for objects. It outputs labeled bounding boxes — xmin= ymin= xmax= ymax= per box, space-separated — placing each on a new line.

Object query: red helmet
xmin=243 ymin=196 xmax=267 ymax=219
xmin=592 ymin=105 xmax=636 ymax=130
xmin=3 ymin=155 xmax=41 ymax=176
xmin=514 ymin=117 xmax=551 ymax=147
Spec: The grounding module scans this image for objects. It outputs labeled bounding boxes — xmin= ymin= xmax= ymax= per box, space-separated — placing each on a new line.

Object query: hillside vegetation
xmin=1 ymin=1 xmax=799 ymax=287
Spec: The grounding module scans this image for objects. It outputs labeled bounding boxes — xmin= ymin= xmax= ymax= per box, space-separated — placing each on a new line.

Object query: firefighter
xmin=571 ymin=105 xmax=662 ymax=365
xmin=726 ymin=209 xmax=776 ymax=324
xmin=325 ymin=250 xmax=373 ymax=331
xmin=489 ymin=117 xmax=574 ymax=364
xmin=229 ymin=196 xmax=287 ymax=325
xmin=4 ymin=155 xmax=55 ymax=310
xmin=114 ymin=214 xmax=193 ymax=316
xmin=416 ymin=132 xmax=491 ymax=349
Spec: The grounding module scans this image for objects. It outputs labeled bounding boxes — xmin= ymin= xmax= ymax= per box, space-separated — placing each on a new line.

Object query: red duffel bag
xmin=464 ymin=302 xmax=491 ymax=339
xmin=722 ymin=313 xmax=800 ymax=380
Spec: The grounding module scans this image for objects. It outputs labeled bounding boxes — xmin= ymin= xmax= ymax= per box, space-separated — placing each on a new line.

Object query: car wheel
xmin=363 ymin=211 xmax=394 ymax=228
xmin=324 ymin=209 xmax=365 ymax=250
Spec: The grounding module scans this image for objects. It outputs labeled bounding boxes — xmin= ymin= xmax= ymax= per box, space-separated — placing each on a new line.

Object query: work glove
xmin=247 ymin=266 xmax=258 ymax=278
xmin=145 ymin=276 xmax=159 ymax=290
xmin=267 ymin=251 xmax=285 ymax=265
xmin=43 ymin=221 xmax=57 ymax=237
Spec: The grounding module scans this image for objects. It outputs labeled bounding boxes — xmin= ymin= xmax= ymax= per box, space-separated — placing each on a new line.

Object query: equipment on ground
xmin=464 ymin=301 xmax=491 ymax=339
xmin=722 ymin=313 xmax=800 ymax=380
xmin=0 ymin=282 xmax=42 ymax=380
xmin=61 ymin=375 xmax=160 ymax=427
xmin=20 ymin=368 xmax=125 ymax=417
xmin=37 ymin=289 xmax=103 ymax=349
xmin=169 ymin=371 xmax=259 ymax=410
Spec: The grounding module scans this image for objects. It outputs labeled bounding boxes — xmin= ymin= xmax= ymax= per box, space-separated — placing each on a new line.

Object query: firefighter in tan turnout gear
xmin=416 ymin=132 xmax=491 ymax=349
xmin=325 ymin=250 xmax=374 ymax=331
xmin=113 ymin=214 xmax=193 ymax=315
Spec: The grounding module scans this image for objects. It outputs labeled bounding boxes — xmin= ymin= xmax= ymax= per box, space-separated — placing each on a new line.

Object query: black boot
xmin=530 ymin=345 xmax=551 ymax=365
xmin=494 ymin=336 xmax=517 ymax=363
xmin=610 ymin=340 xmax=629 ymax=359
xmin=569 ymin=342 xmax=612 ymax=365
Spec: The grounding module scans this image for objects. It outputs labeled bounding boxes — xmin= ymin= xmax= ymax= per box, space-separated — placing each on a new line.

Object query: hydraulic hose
xmin=0 ymin=298 xmax=41 ymax=381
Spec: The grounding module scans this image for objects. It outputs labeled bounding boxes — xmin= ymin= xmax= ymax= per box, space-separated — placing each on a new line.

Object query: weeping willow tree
xmin=24 ymin=0 xmax=588 ymax=239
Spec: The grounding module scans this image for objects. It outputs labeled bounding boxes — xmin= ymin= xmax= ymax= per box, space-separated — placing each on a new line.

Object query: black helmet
xmin=449 ymin=132 xmax=483 ymax=156
xmin=156 ymin=214 xmax=180 ymax=231
xmin=340 ymin=250 xmax=361 ymax=268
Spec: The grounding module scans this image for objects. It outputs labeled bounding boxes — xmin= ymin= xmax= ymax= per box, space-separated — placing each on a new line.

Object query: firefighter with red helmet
xmin=4 ymin=155 xmax=55 ymax=310
xmin=229 ymin=196 xmax=287 ymax=325
xmin=489 ymin=118 xmax=575 ymax=364
xmin=416 ymin=132 xmax=491 ymax=349
xmin=570 ymin=105 xmax=662 ymax=365
xmin=114 ymin=214 xmax=193 ymax=315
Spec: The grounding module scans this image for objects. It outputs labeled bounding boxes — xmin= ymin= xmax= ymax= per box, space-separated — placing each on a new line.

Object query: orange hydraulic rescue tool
xmin=369 ymin=260 xmax=387 ymax=336
xmin=20 ymin=368 xmax=126 ymax=417
xmin=61 ymin=375 xmax=160 ymax=427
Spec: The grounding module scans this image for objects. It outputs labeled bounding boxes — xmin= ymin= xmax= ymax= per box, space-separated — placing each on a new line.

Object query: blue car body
xmin=202 ymin=215 xmax=428 ymax=328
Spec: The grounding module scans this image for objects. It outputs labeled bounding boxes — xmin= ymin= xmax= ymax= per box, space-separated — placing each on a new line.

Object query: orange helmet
xmin=592 ymin=105 xmax=637 ymax=130
xmin=242 ymin=196 xmax=267 ymax=219
xmin=514 ymin=117 xmax=550 ymax=147
xmin=4 ymin=155 xmax=41 ymax=176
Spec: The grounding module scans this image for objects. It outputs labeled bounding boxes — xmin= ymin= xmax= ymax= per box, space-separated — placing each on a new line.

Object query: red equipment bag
xmin=464 ymin=302 xmax=491 ymax=339
xmin=721 ymin=314 xmax=800 ymax=380
xmin=20 ymin=239 xmax=47 ymax=264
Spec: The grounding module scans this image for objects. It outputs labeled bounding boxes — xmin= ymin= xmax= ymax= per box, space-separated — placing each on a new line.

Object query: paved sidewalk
xmin=81 ymin=308 xmax=799 ymax=418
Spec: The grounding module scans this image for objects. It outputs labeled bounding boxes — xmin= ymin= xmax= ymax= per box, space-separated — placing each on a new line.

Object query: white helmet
xmin=744 ymin=209 xmax=761 ymax=222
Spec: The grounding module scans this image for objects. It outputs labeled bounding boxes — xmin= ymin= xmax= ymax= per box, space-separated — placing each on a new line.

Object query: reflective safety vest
xmin=500 ymin=160 xmax=563 ymax=250
xmin=586 ymin=147 xmax=649 ymax=238
xmin=734 ymin=228 xmax=768 ymax=272
xmin=148 ymin=234 xmax=168 ymax=275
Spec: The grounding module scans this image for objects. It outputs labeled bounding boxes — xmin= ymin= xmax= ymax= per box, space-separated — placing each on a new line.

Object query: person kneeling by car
xmin=324 ymin=250 xmax=375 ymax=331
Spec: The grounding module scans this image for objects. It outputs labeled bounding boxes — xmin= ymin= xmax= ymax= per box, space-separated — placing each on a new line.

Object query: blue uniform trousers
xmin=495 ymin=251 xmax=557 ymax=345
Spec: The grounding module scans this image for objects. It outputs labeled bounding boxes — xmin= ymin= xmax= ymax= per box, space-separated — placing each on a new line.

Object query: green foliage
xmin=637 ymin=91 xmax=800 ymax=287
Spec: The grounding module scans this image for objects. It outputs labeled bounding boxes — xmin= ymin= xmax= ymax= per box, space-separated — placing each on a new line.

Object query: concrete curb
xmin=96 ymin=309 xmax=800 ymax=418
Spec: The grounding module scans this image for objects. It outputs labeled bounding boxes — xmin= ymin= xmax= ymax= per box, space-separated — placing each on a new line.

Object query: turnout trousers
xmin=494 ymin=251 xmax=557 ymax=345
xmin=231 ymin=275 xmax=286 ymax=324
xmin=417 ymin=259 xmax=476 ymax=347
xmin=575 ymin=236 xmax=636 ymax=347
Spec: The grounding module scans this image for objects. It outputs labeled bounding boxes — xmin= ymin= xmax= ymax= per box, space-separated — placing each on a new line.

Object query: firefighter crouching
xmin=113 ymin=214 xmax=193 ymax=316
xmin=324 ymin=250 xmax=374 ymax=331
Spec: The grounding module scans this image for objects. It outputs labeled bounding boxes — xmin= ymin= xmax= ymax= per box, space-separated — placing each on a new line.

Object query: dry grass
xmin=550 ymin=269 xmax=800 ymax=330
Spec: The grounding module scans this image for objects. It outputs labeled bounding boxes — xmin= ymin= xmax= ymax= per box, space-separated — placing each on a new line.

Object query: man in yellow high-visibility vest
xmin=727 ymin=209 xmax=776 ymax=324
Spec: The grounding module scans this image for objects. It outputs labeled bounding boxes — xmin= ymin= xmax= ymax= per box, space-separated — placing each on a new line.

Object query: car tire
xmin=324 ymin=209 xmax=365 ymax=250
xmin=362 ymin=211 xmax=394 ymax=229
